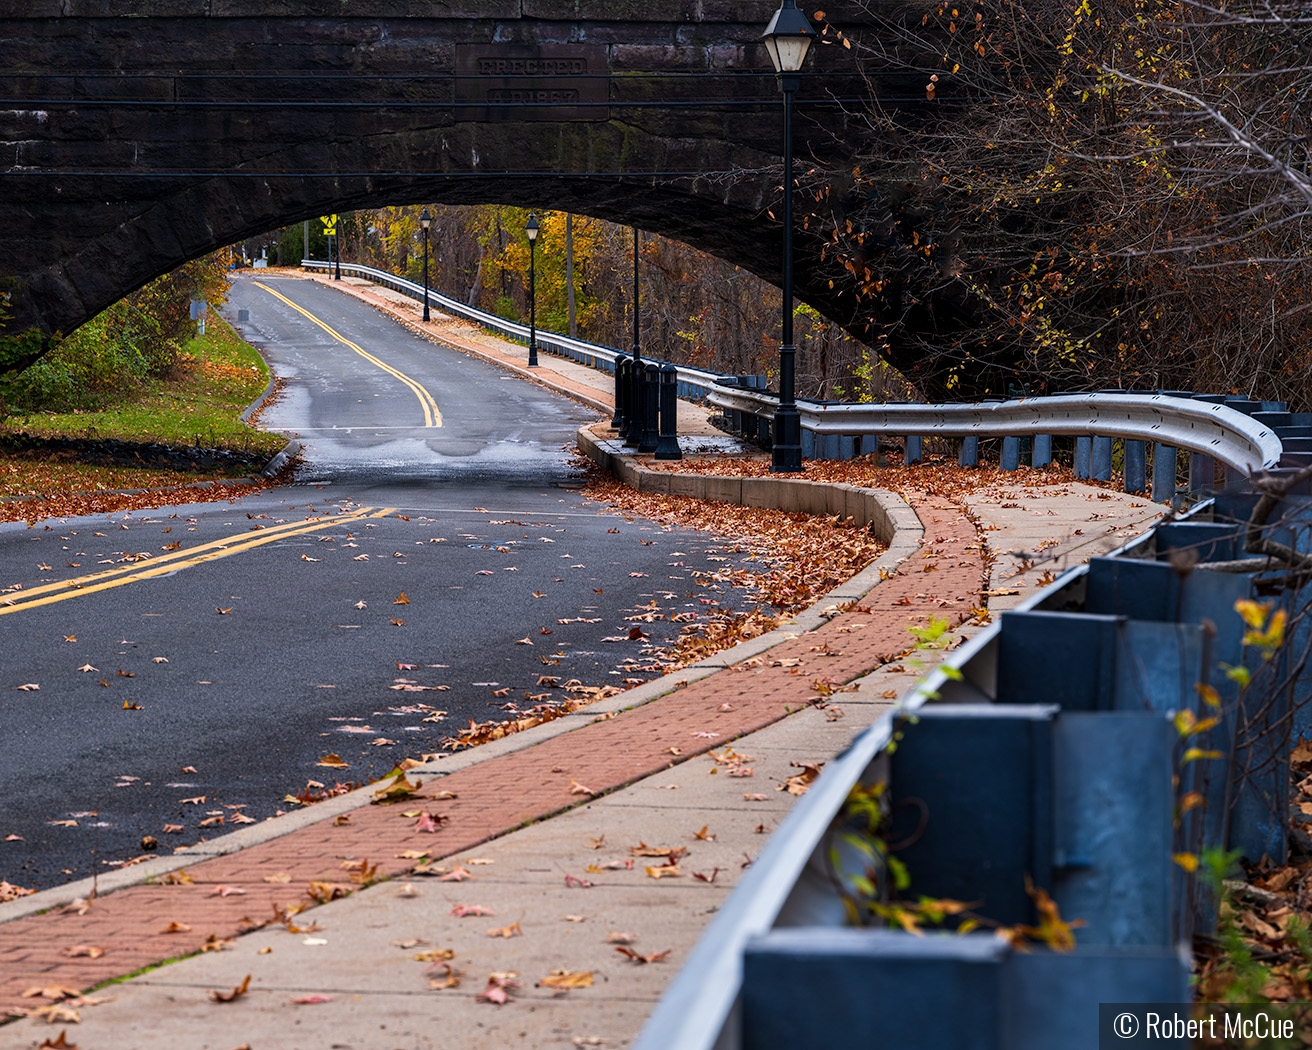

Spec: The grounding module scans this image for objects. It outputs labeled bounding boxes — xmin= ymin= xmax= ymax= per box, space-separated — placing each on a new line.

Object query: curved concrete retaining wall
xmin=577 ymin=426 xmax=919 ymax=550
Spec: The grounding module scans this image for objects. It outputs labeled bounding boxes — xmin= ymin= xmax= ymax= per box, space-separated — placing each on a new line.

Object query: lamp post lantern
xmin=420 ymin=208 xmax=431 ymax=323
xmin=526 ymin=213 xmax=540 ymax=367
xmin=763 ymin=0 xmax=815 ymax=473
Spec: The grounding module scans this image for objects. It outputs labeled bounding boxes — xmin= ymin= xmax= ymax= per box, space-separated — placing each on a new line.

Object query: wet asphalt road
xmin=0 ymin=275 xmax=754 ymax=890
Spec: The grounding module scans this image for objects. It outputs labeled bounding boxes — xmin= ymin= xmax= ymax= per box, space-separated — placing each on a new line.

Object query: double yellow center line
xmin=0 ymin=506 xmax=395 ymax=616
xmin=254 ymin=280 xmax=443 ymax=428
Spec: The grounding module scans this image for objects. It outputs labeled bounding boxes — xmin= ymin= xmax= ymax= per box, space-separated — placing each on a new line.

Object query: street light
xmin=420 ymin=208 xmax=432 ymax=323
xmin=526 ymin=213 xmax=540 ymax=367
xmin=763 ymin=0 xmax=815 ymax=473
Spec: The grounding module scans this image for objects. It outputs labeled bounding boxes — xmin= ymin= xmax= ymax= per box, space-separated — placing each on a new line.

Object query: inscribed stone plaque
xmin=454 ymin=43 xmax=608 ymax=122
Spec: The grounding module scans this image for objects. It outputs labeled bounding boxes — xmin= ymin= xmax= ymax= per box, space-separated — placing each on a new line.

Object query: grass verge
xmin=1 ymin=314 xmax=284 ymax=454
xmin=0 ymin=316 xmax=285 ymax=520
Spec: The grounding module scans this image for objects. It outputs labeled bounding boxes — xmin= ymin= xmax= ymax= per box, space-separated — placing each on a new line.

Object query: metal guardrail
xmin=300 ymin=258 xmax=725 ymax=401
xmin=706 ymin=387 xmax=1283 ymax=476
xmin=300 ymin=258 xmax=1283 ymax=479
xmin=630 ymin=512 xmax=1194 ymax=1050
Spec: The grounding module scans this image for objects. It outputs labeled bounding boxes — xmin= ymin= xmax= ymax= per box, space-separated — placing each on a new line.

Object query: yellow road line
xmin=254 ymin=280 xmax=442 ymax=427
xmin=0 ymin=507 xmax=396 ymax=616
xmin=1 ymin=507 xmax=376 ymax=606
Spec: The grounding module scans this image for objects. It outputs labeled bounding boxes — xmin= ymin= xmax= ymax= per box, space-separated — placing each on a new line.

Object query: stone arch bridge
xmin=0 ymin=2 xmax=942 ymax=384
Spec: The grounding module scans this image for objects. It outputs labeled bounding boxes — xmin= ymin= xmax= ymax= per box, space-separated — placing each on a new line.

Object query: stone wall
xmin=0 ymin=1 xmax=879 ymax=350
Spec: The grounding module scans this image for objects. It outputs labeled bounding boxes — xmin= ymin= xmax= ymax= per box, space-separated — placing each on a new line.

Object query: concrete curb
xmin=259 ymin=437 xmax=300 ymax=477
xmin=0 ymin=431 xmax=924 ymax=926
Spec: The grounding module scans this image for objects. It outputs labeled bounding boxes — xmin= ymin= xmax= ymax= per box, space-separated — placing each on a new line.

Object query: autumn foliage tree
xmin=798 ymin=0 xmax=1312 ymax=405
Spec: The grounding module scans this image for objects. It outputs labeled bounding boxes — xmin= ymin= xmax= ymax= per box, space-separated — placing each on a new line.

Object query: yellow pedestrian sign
xmin=320 ymin=214 xmax=338 ymax=237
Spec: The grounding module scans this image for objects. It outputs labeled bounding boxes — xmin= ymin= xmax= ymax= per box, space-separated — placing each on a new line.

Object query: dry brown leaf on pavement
xmin=428 ymin=962 xmax=462 ymax=989
xmin=779 ymin=761 xmax=824 ymax=795
xmin=450 ymin=904 xmax=495 ymax=917
xmin=37 ymin=1032 xmax=78 ymax=1050
xmin=438 ymin=866 xmax=474 ymax=882
xmin=21 ymin=985 xmax=82 ymax=1001
xmin=477 ymin=972 xmax=521 ymax=1005
xmin=487 ymin=922 xmax=522 ymax=938
xmin=646 ymin=864 xmax=683 ymax=879
xmin=0 ymin=879 xmax=34 ymax=901
xmin=208 ymin=974 xmax=251 ymax=1003
xmin=540 ymin=969 xmax=595 ymax=991
xmin=63 ymin=945 xmax=104 ymax=958
xmin=615 ymin=946 xmax=672 ymax=964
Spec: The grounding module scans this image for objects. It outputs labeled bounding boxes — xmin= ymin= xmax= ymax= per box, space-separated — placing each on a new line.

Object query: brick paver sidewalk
xmin=0 ymin=490 xmax=980 ymax=1018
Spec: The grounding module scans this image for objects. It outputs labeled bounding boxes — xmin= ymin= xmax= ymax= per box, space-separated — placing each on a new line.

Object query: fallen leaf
xmin=565 ymin=874 xmax=597 ymax=888
xmin=564 ymin=914 xmax=587 ymax=923
xmin=394 ymin=591 xmax=410 ymax=605
xmin=208 ymin=974 xmax=252 ymax=1003
xmin=477 ymin=972 xmax=521 ymax=1005
xmin=450 ymin=904 xmax=495 ymax=917
xmin=693 ymin=868 xmax=721 ymax=883
xmin=606 ymin=931 xmax=636 ymax=944
xmin=540 ymin=969 xmax=594 ymax=990
xmin=515 ymin=636 xmax=533 ymax=645
xmin=646 ymin=864 xmax=683 ymax=879
xmin=291 ymin=994 xmax=334 ymax=1005
xmin=37 ymin=1032 xmax=79 ymax=1049
xmin=615 ymin=946 xmax=672 ymax=964
xmin=162 ymin=824 xmax=184 ymax=834
xmin=262 ymin=873 xmax=292 ymax=884
xmin=778 ymin=761 xmax=824 ymax=795
xmin=160 ymin=921 xmax=192 ymax=934
xmin=486 ymin=922 xmax=522 ymax=938
xmin=743 ymin=793 xmax=768 ymax=801
xmin=588 ymin=835 xmax=605 ymax=850
xmin=77 ymin=664 xmax=97 ymax=673
xmin=21 ymin=985 xmax=82 ymax=1001
xmin=413 ymin=947 xmax=456 ymax=962
xmin=216 ymin=607 xmax=232 ymax=615
xmin=427 ymin=962 xmax=463 ymax=989
xmin=569 ymin=780 xmax=594 ymax=796
xmin=122 ymin=700 xmax=143 ymax=710
xmin=414 ymin=812 xmax=447 ymax=833
xmin=694 ymin=825 xmax=715 ymax=841
xmin=390 ymin=618 xmax=405 ymax=626
xmin=209 ymin=885 xmax=246 ymax=897
xmin=63 ymin=945 xmax=105 ymax=958
xmin=16 ymin=683 xmax=39 ymax=691
xmin=354 ymin=601 xmax=367 ymax=609
xmin=438 ymin=866 xmax=475 ymax=882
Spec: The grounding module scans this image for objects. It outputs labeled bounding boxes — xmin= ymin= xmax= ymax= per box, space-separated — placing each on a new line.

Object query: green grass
xmin=0 ymin=316 xmax=285 ymax=454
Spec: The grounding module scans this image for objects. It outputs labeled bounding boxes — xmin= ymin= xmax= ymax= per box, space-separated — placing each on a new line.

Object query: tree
xmin=801 ymin=0 xmax=1312 ymax=405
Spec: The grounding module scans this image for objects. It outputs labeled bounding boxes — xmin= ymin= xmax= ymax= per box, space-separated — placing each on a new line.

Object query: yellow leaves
xmin=1235 ymin=599 xmax=1285 ymax=656
xmin=1173 ymin=852 xmax=1200 ymax=873
xmin=645 ymin=864 xmax=683 ymax=879
xmin=1172 ymin=709 xmax=1219 ymax=738
xmin=1182 ymin=748 xmax=1224 ymax=763
xmin=1195 ymin=682 xmax=1221 ymax=709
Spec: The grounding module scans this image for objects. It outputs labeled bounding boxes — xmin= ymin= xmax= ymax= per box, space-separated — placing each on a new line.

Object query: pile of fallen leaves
xmin=1195 ymin=741 xmax=1312 ymax=1004
xmin=0 ymin=467 xmax=275 ymax=525
xmin=640 ymin=448 xmax=1108 ymax=503
xmin=583 ymin=470 xmax=887 ymax=673
xmin=441 ymin=683 xmax=620 ymax=751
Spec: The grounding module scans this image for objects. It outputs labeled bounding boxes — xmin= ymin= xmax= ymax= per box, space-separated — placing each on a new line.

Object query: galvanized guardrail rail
xmin=300 ymin=258 xmax=1297 ymax=498
xmin=634 ymin=483 xmax=1312 ymax=1050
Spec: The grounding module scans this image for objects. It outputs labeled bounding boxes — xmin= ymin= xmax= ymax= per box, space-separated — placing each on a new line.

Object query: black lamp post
xmin=763 ymin=0 xmax=815 ymax=473
xmin=629 ymin=226 xmax=646 ymax=446
xmin=420 ymin=208 xmax=432 ymax=323
xmin=526 ymin=213 xmax=540 ymax=367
